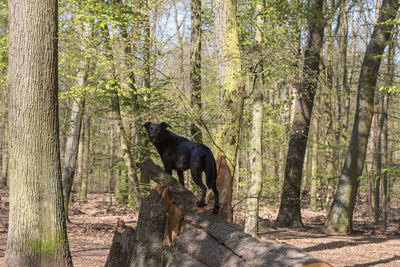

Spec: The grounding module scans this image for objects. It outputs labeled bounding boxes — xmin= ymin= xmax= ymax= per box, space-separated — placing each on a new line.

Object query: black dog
xmin=143 ymin=122 xmax=220 ymax=214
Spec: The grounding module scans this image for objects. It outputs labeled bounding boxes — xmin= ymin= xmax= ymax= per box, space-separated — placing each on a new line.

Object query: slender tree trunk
xmin=324 ymin=0 xmax=399 ymax=233
xmin=244 ymin=79 xmax=263 ymax=237
xmin=109 ymin=124 xmax=115 ymax=207
xmin=79 ymin=115 xmax=90 ymax=203
xmin=172 ymin=0 xmax=185 ymax=93
xmin=325 ymin=142 xmax=335 ymax=213
xmin=62 ymin=97 xmax=85 ymax=219
xmin=0 ymin=106 xmax=7 ymax=188
xmin=244 ymin=0 xmax=264 ymax=238
xmin=310 ymin=131 xmax=318 ymax=210
xmin=62 ymin=19 xmax=90 ymax=219
xmin=322 ymin=0 xmax=336 ymax=213
xmin=103 ymin=25 xmax=141 ymax=208
xmin=382 ymin=92 xmax=389 ymax=229
xmin=0 ymin=68 xmax=7 ymax=188
xmin=118 ymin=12 xmax=149 ymax=185
xmin=374 ymin=92 xmax=385 ymax=223
xmin=0 ymin=139 xmax=7 ymax=188
xmin=213 ymin=0 xmax=245 ymax=174
xmin=275 ymin=0 xmax=324 ymax=228
xmin=367 ymin=96 xmax=377 ymax=210
xmin=77 ymin=122 xmax=85 ymax=202
xmin=189 ymin=0 xmax=203 ymax=143
xmin=5 ymin=0 xmax=72 ymax=265
xmin=143 ymin=0 xmax=151 ymax=92
xmin=382 ymin=29 xmax=395 ymax=229
xmin=328 ymin=0 xmax=349 ymax=212
xmin=110 ymin=89 xmax=141 ymax=207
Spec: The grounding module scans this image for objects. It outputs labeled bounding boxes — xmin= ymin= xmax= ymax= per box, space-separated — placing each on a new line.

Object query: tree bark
xmin=382 ymin=92 xmax=389 ymax=229
xmin=79 ymin=115 xmax=90 ymax=203
xmin=5 ymin=0 xmax=72 ymax=265
xmin=129 ymin=188 xmax=168 ymax=267
xmin=374 ymin=92 xmax=384 ymax=223
xmin=310 ymin=131 xmax=318 ymax=210
xmin=324 ymin=0 xmax=399 ymax=233
xmin=382 ymin=27 xmax=395 ymax=229
xmin=0 ymin=141 xmax=8 ymax=188
xmin=61 ymin=18 xmax=90 ymax=221
xmin=109 ymin=124 xmax=115 ymax=207
xmin=169 ymin=214 xmax=331 ymax=267
xmin=105 ymin=219 xmax=135 ymax=267
xmin=110 ymin=87 xmax=141 ymax=208
xmin=244 ymin=0 xmax=264 ymax=238
xmin=103 ymin=25 xmax=142 ymax=208
xmin=76 ymin=121 xmax=85 ymax=202
xmin=212 ymin=155 xmax=233 ymax=222
xmin=213 ymin=0 xmax=245 ymax=174
xmin=189 ymin=0 xmax=203 ymax=143
xmin=143 ymin=0 xmax=151 ymax=92
xmin=62 ymin=96 xmax=85 ymax=217
xmin=275 ymin=0 xmax=324 ymax=228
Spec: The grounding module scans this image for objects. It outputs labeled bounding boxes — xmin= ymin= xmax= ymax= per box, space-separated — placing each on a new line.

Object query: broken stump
xmin=104 ymin=219 xmax=135 ymax=267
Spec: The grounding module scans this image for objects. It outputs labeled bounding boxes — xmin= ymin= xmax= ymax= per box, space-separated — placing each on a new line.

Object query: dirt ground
xmin=0 ymin=189 xmax=399 ymax=267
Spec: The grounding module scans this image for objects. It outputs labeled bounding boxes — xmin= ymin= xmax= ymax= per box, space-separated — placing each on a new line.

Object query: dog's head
xmin=142 ymin=122 xmax=171 ymax=143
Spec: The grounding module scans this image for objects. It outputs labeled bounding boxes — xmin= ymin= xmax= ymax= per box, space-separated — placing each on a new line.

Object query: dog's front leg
xmin=164 ymin=166 xmax=172 ymax=176
xmin=177 ymin=170 xmax=184 ymax=186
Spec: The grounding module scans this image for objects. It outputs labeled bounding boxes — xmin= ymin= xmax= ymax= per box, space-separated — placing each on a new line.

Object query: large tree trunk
xmin=189 ymin=0 xmax=203 ymax=143
xmin=244 ymin=0 xmax=264 ymax=238
xmin=213 ymin=0 xmax=245 ymax=174
xmin=4 ymin=0 xmax=72 ymax=265
xmin=324 ymin=0 xmax=399 ymax=233
xmin=106 ymin=158 xmax=331 ymax=267
xmin=275 ymin=0 xmax=324 ymax=228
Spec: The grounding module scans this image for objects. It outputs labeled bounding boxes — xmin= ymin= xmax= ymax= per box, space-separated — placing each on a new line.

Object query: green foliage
xmin=379 ymin=85 xmax=400 ymax=94
xmin=0 ymin=0 xmax=7 ymax=95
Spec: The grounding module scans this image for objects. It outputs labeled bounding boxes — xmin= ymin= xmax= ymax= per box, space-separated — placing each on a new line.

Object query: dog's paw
xmin=212 ymin=207 xmax=219 ymax=214
xmin=196 ymin=200 xmax=206 ymax=207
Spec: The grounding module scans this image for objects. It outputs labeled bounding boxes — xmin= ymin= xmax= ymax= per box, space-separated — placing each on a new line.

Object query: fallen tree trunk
xmin=105 ymin=158 xmax=332 ymax=267
xmin=169 ymin=213 xmax=332 ymax=266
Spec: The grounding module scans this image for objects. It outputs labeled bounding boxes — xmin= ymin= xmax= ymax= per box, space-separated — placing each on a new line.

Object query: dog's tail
xmin=204 ymin=148 xmax=217 ymax=189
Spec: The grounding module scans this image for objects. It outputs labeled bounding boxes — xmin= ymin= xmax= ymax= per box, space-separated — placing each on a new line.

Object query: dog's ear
xmin=160 ymin=122 xmax=171 ymax=129
xmin=142 ymin=121 xmax=151 ymax=130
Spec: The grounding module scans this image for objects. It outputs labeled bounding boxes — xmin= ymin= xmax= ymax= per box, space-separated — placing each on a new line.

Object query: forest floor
xmin=0 ymin=188 xmax=399 ymax=266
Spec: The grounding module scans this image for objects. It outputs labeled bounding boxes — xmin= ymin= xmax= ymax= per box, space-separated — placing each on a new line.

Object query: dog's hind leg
xmin=191 ymin=168 xmax=207 ymax=207
xmin=211 ymin=184 xmax=220 ymax=214
xmin=177 ymin=170 xmax=184 ymax=186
